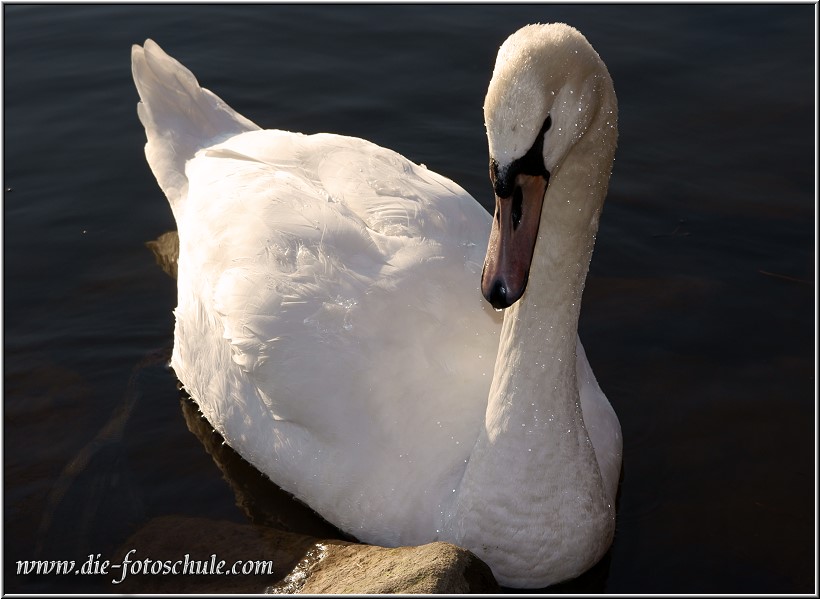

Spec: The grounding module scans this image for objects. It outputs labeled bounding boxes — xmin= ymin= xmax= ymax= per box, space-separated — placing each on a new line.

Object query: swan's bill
xmin=481 ymin=172 xmax=548 ymax=310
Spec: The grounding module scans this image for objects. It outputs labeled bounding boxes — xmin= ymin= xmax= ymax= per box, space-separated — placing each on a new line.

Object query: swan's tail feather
xmin=131 ymin=39 xmax=260 ymax=210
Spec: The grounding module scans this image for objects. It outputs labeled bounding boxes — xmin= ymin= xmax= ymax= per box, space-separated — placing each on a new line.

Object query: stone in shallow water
xmin=145 ymin=230 xmax=179 ymax=279
xmin=114 ymin=515 xmax=306 ymax=593
xmin=115 ymin=516 xmax=498 ymax=594
xmin=268 ymin=540 xmax=499 ymax=594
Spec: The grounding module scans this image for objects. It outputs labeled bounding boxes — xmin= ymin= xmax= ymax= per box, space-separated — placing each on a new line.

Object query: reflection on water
xmin=3 ymin=4 xmax=814 ymax=594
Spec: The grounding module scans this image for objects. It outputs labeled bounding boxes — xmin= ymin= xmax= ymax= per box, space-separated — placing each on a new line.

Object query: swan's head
xmin=480 ymin=23 xmax=616 ymax=309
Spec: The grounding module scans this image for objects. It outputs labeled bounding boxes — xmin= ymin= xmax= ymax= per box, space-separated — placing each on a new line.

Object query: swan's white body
xmin=132 ymin=24 xmax=621 ymax=588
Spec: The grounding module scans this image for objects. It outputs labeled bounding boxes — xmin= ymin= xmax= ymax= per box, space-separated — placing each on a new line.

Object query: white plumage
xmin=132 ymin=23 xmax=622 ymax=588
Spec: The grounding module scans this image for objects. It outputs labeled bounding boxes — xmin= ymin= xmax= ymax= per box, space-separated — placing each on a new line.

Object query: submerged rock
xmin=113 ymin=516 xmax=307 ymax=593
xmin=145 ymin=230 xmax=179 ymax=279
xmin=115 ymin=516 xmax=498 ymax=594
xmin=269 ymin=540 xmax=499 ymax=594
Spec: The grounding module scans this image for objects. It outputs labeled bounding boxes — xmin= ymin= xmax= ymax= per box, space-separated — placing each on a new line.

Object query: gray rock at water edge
xmin=268 ymin=540 xmax=500 ymax=594
xmin=115 ymin=516 xmax=499 ymax=594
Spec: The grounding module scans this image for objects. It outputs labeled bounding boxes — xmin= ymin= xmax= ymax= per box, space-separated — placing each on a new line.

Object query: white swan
xmin=131 ymin=23 xmax=621 ymax=588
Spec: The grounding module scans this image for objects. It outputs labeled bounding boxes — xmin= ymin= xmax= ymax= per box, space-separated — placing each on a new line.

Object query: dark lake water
xmin=3 ymin=4 xmax=815 ymax=594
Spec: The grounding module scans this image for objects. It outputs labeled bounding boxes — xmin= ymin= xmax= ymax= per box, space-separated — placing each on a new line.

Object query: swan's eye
xmin=511 ymin=185 xmax=523 ymax=230
xmin=510 ymin=116 xmax=552 ymax=182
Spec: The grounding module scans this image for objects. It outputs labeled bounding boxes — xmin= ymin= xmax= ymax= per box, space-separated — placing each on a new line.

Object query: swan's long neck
xmin=441 ymin=102 xmax=617 ymax=587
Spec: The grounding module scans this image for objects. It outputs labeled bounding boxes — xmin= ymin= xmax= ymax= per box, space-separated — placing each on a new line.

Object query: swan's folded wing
xmin=180 ymin=129 xmax=500 ymax=446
